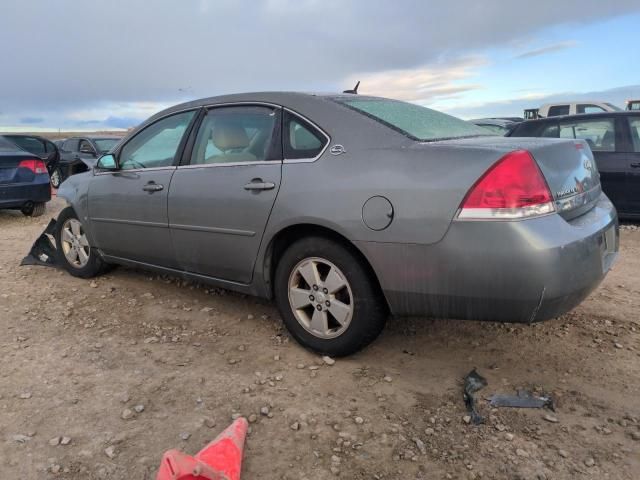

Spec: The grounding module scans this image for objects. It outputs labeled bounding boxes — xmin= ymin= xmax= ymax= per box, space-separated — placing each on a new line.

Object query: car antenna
xmin=343 ymin=81 xmax=360 ymax=94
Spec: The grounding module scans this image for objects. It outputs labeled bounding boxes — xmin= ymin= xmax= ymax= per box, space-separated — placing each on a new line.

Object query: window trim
xmin=282 ymin=108 xmax=330 ymax=163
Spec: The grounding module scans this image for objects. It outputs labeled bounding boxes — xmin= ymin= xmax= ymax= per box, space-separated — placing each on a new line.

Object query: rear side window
xmin=509 ymin=121 xmax=549 ymax=137
xmin=541 ymin=124 xmax=559 ymax=138
xmin=333 ymin=97 xmax=490 ymax=141
xmin=62 ymin=138 xmax=79 ymax=152
xmin=548 ymin=105 xmax=570 ymax=116
xmin=284 ymin=111 xmax=327 ymax=159
xmin=627 ymin=118 xmax=640 ymax=152
xmin=559 ymin=118 xmax=615 ymax=152
xmin=577 ymin=104 xmax=606 ymax=114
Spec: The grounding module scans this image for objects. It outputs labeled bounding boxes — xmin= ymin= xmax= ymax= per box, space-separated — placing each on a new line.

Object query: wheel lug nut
xmin=323 ymin=288 xmax=328 ymax=294
xmin=325 ymin=301 xmax=330 ymax=307
xmin=316 ymin=305 xmax=322 ymax=311
xmin=309 ymin=295 xmax=315 ymax=301
xmin=312 ymin=285 xmax=319 ymax=291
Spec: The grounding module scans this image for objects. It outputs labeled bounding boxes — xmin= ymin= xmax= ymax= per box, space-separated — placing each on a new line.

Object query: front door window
xmin=119 ymin=111 xmax=195 ymax=170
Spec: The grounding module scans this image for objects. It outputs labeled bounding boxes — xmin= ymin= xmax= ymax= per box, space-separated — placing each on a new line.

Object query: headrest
xmin=211 ymin=122 xmax=250 ymax=151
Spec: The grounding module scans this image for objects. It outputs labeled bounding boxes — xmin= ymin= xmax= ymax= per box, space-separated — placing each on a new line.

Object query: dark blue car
xmin=0 ymin=136 xmax=51 ymax=216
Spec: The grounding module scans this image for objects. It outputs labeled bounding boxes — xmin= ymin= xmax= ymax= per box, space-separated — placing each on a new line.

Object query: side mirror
xmin=96 ymin=154 xmax=118 ymax=170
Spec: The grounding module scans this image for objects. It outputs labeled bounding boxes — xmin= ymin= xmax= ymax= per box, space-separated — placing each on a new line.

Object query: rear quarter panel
xmin=264 ymin=143 xmax=510 ymax=247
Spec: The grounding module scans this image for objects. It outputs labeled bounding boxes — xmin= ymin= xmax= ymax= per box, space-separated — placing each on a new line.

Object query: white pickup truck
xmin=524 ymin=101 xmax=622 ymax=119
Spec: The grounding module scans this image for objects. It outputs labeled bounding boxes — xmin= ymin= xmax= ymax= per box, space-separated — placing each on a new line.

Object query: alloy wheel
xmin=60 ymin=218 xmax=90 ymax=268
xmin=287 ymin=257 xmax=354 ymax=339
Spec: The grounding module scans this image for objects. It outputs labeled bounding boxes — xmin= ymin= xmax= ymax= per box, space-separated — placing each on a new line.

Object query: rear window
xmin=6 ymin=136 xmax=45 ymax=155
xmin=0 ymin=136 xmax=21 ymax=152
xmin=332 ymin=97 xmax=490 ymax=142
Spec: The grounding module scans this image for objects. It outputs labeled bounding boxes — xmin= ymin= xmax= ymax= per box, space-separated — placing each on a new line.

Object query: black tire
xmin=21 ymin=202 xmax=46 ymax=217
xmin=50 ymin=168 xmax=62 ymax=188
xmin=274 ymin=236 xmax=387 ymax=356
xmin=54 ymin=207 xmax=109 ymax=278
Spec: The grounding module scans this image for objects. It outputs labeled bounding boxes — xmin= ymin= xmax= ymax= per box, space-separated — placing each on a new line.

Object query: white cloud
xmin=514 ymin=40 xmax=578 ymax=59
xmin=345 ymin=56 xmax=487 ymax=103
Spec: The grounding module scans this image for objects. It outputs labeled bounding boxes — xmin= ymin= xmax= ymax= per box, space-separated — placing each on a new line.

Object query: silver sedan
xmin=55 ymin=92 xmax=618 ymax=355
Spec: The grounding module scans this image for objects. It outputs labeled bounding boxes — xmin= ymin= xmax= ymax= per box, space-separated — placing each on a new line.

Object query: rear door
xmin=557 ymin=116 xmax=628 ymax=211
xmin=168 ymin=105 xmax=282 ymax=283
xmin=620 ymin=116 xmax=640 ymax=215
xmin=87 ymin=110 xmax=198 ymax=267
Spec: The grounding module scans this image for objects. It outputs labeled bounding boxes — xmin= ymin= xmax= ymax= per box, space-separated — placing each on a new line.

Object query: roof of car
xmin=151 ymin=92 xmax=358 ymax=119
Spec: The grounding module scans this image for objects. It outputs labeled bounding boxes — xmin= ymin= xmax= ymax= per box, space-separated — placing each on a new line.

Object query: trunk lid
xmin=430 ymin=136 xmax=601 ymax=219
xmin=0 ymin=138 xmax=36 ymax=184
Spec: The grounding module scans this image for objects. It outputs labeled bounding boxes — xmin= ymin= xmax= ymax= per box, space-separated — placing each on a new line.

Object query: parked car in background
xmin=626 ymin=99 xmax=640 ymax=111
xmin=54 ymin=92 xmax=618 ymax=355
xmin=509 ymin=111 xmax=640 ymax=218
xmin=536 ymin=101 xmax=621 ymax=118
xmin=1 ymin=134 xmax=60 ymax=181
xmin=54 ymin=136 xmax=121 ymax=187
xmin=469 ymin=118 xmax=519 ymax=136
xmin=0 ymin=136 xmax=51 ymax=216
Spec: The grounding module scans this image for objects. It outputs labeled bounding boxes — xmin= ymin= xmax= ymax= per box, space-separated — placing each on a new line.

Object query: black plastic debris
xmin=20 ymin=219 xmax=59 ymax=268
xmin=463 ymin=368 xmax=488 ymax=425
xmin=488 ymin=390 xmax=555 ymax=411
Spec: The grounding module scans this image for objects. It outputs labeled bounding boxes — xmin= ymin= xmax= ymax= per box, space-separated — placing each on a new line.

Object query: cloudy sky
xmin=1 ymin=0 xmax=639 ymax=130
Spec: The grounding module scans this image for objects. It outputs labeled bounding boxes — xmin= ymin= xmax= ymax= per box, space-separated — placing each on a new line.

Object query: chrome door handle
xmin=244 ymin=181 xmax=275 ymax=191
xmin=143 ymin=183 xmax=164 ymax=192
xmin=631 ymin=162 xmax=640 ymax=168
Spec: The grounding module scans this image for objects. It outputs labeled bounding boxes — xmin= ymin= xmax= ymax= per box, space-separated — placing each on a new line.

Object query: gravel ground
xmin=1 ymin=197 xmax=639 ymax=480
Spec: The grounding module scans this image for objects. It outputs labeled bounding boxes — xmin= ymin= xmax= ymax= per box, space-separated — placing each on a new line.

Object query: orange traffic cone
xmin=156 ymin=417 xmax=248 ymax=480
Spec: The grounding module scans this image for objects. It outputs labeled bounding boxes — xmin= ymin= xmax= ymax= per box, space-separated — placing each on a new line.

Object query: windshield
xmin=332 ymin=97 xmax=491 ymax=141
xmin=94 ymin=138 xmax=119 ymax=152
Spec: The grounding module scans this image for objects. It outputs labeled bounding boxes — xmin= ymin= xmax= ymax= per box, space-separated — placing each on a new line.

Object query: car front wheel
xmin=55 ymin=207 xmax=108 ymax=278
xmin=274 ymin=236 xmax=387 ymax=356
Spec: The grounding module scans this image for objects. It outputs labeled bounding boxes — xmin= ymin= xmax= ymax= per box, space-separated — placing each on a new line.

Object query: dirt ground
xmin=1 ymin=197 xmax=639 ymax=480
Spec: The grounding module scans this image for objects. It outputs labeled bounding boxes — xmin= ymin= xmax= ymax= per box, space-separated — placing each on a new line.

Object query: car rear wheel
xmin=274 ymin=236 xmax=387 ymax=356
xmin=50 ymin=168 xmax=62 ymax=188
xmin=55 ymin=207 xmax=108 ymax=278
xmin=21 ymin=202 xmax=46 ymax=217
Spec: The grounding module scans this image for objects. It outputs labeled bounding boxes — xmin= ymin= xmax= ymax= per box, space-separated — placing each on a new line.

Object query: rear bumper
xmin=356 ymin=193 xmax=618 ymax=323
xmin=0 ymin=177 xmax=51 ymax=209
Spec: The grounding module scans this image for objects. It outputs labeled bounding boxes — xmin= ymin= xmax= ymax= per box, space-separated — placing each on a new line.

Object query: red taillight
xmin=18 ymin=159 xmax=47 ymax=174
xmin=458 ymin=150 xmax=555 ymax=220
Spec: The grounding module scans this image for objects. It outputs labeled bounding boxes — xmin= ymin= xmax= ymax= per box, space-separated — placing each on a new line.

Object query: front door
xmin=168 ymin=105 xmax=282 ymax=283
xmin=620 ymin=115 xmax=640 ymax=215
xmin=88 ymin=110 xmax=197 ymax=267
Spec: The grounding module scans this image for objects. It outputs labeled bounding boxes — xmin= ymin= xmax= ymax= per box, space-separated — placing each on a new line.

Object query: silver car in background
xmin=55 ymin=92 xmax=619 ymax=355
